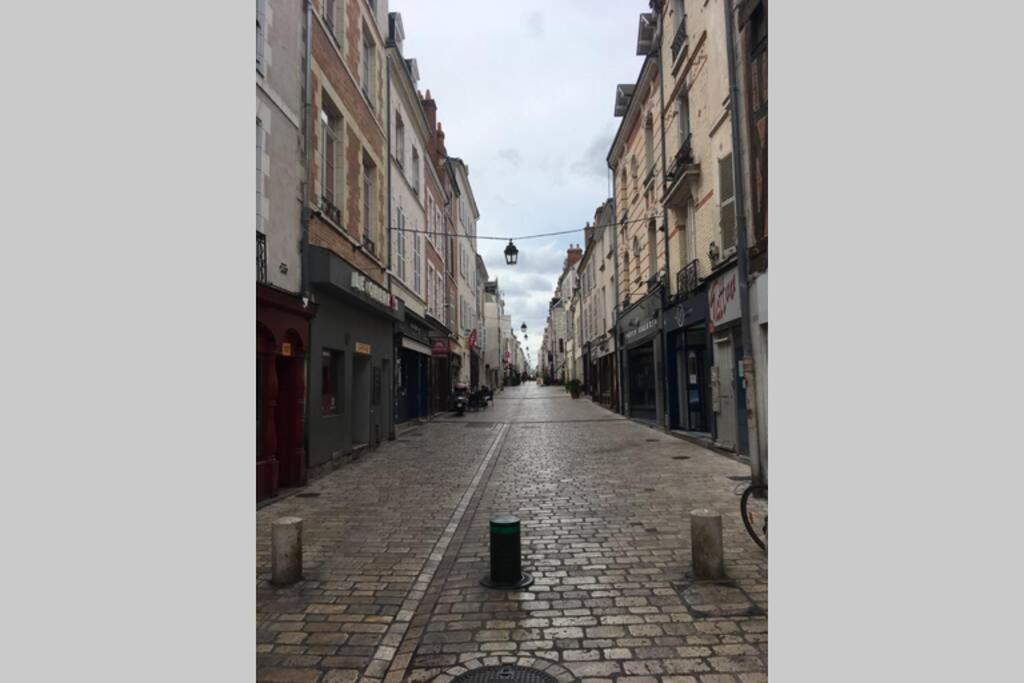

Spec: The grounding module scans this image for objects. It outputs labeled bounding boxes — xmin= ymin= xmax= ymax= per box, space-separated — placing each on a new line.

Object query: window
xmin=256 ymin=117 xmax=263 ymax=232
xmin=630 ymin=155 xmax=638 ymax=180
xmin=396 ymin=207 xmax=406 ymax=280
xmin=325 ymin=0 xmax=342 ymax=46
xmin=644 ymin=115 xmax=654 ymax=175
xmin=256 ymin=0 xmax=266 ymax=73
xmin=719 ymin=153 xmax=736 ymax=250
xmin=678 ymin=92 xmax=691 ymax=142
xmin=411 ymin=147 xmax=420 ymax=194
xmin=685 ymin=199 xmax=697 ymax=264
xmin=321 ymin=349 xmax=343 ymax=414
xmin=319 ymin=107 xmax=343 ymax=211
xmin=362 ymin=152 xmax=376 ymax=242
xmin=361 ymin=29 xmax=375 ymax=109
xmin=413 ymin=233 xmax=422 ymax=294
xmin=394 ymin=111 xmax=405 ymax=168
xmin=648 ymin=220 xmax=658 ymax=278
xmin=257 ymin=232 xmax=267 ymax=283
xmin=447 ymin=233 xmax=455 ymax=277
xmin=632 ymin=236 xmax=641 ymax=281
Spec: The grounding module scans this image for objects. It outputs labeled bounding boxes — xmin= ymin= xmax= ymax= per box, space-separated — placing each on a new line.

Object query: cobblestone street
xmin=257 ymin=384 xmax=767 ymax=683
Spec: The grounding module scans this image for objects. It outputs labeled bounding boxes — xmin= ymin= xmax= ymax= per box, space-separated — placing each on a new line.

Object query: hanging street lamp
xmin=504 ymin=240 xmax=519 ymax=265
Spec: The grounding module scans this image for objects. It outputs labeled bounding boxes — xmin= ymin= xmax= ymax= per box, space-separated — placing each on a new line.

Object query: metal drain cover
xmin=673 ymin=455 xmax=691 ymax=460
xmin=449 ymin=665 xmax=557 ymax=683
xmin=295 ymin=492 xmax=320 ymax=498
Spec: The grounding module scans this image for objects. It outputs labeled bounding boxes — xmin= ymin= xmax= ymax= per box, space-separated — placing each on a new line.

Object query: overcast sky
xmin=395 ymin=0 xmax=649 ymax=368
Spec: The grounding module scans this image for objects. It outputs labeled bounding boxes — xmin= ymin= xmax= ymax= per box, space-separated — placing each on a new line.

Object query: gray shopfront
xmin=307 ymin=246 xmax=402 ymax=473
xmin=617 ymin=289 xmax=665 ymax=425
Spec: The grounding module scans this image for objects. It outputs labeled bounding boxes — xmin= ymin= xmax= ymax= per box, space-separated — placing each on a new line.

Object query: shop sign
xmin=431 ymin=339 xmax=449 ymax=357
xmin=503 ymin=350 xmax=511 ymax=363
xmin=709 ymin=267 xmax=741 ymax=332
xmin=351 ymin=271 xmax=395 ymax=311
xmin=354 ymin=342 xmax=372 ymax=355
xmin=620 ymin=293 xmax=661 ymax=346
xmin=281 ymin=342 xmax=292 ymax=357
xmin=468 ymin=329 xmax=478 ymax=350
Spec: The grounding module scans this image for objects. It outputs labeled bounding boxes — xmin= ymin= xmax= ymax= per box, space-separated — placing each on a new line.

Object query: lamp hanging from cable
xmin=504 ymin=240 xmax=519 ymax=265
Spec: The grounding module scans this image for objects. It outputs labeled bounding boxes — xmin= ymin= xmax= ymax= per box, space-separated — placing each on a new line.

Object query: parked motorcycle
xmin=452 ymin=382 xmax=469 ymax=417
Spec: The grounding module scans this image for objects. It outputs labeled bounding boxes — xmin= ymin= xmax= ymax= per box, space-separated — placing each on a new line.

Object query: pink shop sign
xmin=709 ymin=267 xmax=740 ymax=333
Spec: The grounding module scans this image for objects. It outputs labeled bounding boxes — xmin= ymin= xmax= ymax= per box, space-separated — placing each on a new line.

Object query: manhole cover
xmin=295 ymin=492 xmax=320 ymax=498
xmin=450 ymin=665 xmax=557 ymax=683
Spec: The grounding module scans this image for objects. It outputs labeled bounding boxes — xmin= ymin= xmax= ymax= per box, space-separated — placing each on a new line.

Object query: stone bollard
xmin=690 ymin=508 xmax=725 ymax=579
xmin=271 ymin=516 xmax=303 ymax=585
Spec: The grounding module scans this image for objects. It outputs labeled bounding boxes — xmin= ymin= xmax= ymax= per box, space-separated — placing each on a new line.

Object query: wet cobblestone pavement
xmin=257 ymin=384 xmax=767 ymax=683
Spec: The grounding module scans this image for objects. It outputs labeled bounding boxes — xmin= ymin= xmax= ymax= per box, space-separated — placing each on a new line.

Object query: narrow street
xmin=257 ymin=384 xmax=767 ymax=683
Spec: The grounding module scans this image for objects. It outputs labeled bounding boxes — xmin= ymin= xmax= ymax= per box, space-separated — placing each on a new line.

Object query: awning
xmin=401 ymin=337 xmax=432 ymax=356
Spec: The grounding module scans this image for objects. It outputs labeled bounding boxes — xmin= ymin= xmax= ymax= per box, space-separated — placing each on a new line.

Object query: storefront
xmin=428 ymin=325 xmax=453 ymax=415
xmin=708 ymin=266 xmax=749 ymax=454
xmin=307 ymin=246 xmax=400 ymax=475
xmin=664 ymin=290 xmax=712 ymax=434
xmin=591 ymin=333 xmax=617 ymax=410
xmin=257 ymin=284 xmax=317 ymax=502
xmin=617 ymin=289 xmax=664 ymax=425
xmin=396 ymin=311 xmax=431 ymax=424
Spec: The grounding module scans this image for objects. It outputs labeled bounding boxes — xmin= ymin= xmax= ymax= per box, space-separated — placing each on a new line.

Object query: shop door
xmin=628 ymin=345 xmax=657 ymax=421
xmin=713 ymin=334 xmax=737 ymax=449
xmin=352 ymin=354 xmax=370 ymax=446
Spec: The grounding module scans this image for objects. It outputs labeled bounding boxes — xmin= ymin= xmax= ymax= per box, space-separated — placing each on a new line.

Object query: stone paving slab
xmin=257 ymin=384 xmax=767 ymax=682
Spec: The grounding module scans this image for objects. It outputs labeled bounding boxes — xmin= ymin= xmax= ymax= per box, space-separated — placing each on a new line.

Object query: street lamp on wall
xmin=504 ymin=240 xmax=519 ymax=265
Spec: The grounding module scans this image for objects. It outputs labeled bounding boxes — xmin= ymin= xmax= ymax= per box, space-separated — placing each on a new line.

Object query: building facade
xmin=608 ymin=13 xmax=668 ymax=426
xmin=256 ymin=0 xmax=318 ymax=502
xmin=305 ymin=0 xmax=397 ymax=478
xmin=386 ymin=12 xmax=431 ymax=426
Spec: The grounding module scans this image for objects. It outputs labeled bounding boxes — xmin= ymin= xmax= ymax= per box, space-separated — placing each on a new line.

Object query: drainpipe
xmin=384 ymin=55 xmax=397 ymax=440
xmin=301 ymin=0 xmax=313 ymax=301
xmin=656 ymin=11 xmax=671 ymax=431
xmin=723 ymin=0 xmax=763 ymax=486
xmin=299 ymin=0 xmax=314 ymax=482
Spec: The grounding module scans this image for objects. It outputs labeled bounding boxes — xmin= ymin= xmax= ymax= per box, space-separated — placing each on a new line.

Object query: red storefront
xmin=257 ymin=284 xmax=317 ymax=502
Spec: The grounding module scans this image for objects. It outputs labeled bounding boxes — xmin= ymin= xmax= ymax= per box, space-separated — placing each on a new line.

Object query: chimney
xmin=584 ymin=222 xmax=594 ymax=247
xmin=436 ymin=121 xmax=447 ymax=159
xmin=421 ymin=89 xmax=438 ymax=163
xmin=566 ymin=243 xmax=583 ymax=268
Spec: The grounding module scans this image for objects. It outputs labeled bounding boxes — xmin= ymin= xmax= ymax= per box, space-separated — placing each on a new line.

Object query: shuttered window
xmin=719 ymin=154 xmax=736 ymax=250
xmin=397 ymin=208 xmax=406 ymax=280
xmin=413 ymin=233 xmax=422 ymax=294
xmin=256 ymin=0 xmax=266 ymax=73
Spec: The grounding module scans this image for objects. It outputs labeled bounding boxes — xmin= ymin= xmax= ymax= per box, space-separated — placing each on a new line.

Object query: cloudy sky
xmin=394 ymin=0 xmax=650 ymax=368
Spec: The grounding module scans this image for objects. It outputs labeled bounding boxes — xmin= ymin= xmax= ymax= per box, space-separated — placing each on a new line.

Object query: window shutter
xmin=718 ymin=154 xmax=736 ymax=250
xmin=256 ymin=0 xmax=266 ymax=73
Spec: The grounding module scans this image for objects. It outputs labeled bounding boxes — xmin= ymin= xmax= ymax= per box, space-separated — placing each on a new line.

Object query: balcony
xmin=257 ymin=232 xmax=268 ymax=284
xmin=320 ymin=195 xmax=342 ymax=225
xmin=664 ymin=134 xmax=700 ymax=208
xmin=670 ymin=17 xmax=688 ymax=64
xmin=676 ymin=259 xmax=699 ymax=300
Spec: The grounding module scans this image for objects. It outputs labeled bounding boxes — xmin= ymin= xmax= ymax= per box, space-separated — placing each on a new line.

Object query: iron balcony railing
xmin=671 ymin=17 xmax=688 ymax=63
xmin=257 ymin=232 xmax=268 ymax=284
xmin=320 ymin=195 xmax=342 ymax=225
xmin=665 ymin=134 xmax=694 ymax=184
xmin=676 ymin=259 xmax=699 ymax=299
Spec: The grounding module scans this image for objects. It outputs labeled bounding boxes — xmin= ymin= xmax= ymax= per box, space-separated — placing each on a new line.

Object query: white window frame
xmin=413 ymin=232 xmax=422 ymax=294
xmin=256 ymin=117 xmax=263 ymax=232
xmin=363 ymin=155 xmax=375 ymax=242
xmin=396 ymin=207 xmax=406 ymax=280
xmin=256 ymin=0 xmax=267 ymax=74
xmin=361 ymin=28 xmax=375 ymax=109
xmin=718 ymin=153 xmax=737 ymax=251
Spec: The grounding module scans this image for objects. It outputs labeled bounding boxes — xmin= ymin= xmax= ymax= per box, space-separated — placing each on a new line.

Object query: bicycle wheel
xmin=740 ymin=484 xmax=768 ymax=551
